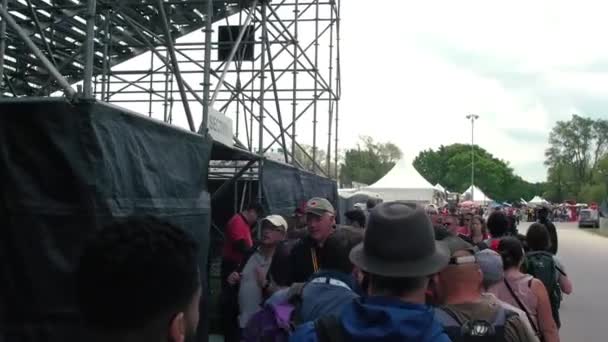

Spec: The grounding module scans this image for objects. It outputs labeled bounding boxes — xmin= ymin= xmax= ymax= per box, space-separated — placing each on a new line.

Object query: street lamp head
xmin=467 ymin=114 xmax=480 ymax=120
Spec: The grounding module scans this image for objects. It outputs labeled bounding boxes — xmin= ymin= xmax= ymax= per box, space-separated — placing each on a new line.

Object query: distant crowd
xmin=74 ymin=197 xmax=573 ymax=342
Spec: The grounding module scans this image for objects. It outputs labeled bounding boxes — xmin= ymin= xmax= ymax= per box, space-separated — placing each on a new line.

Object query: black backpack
xmin=434 ymin=306 xmax=516 ymax=342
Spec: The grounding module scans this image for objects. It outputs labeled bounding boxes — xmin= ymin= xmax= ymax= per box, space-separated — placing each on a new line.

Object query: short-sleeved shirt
xmin=222 ymin=213 xmax=253 ymax=264
xmin=238 ymin=251 xmax=273 ymax=328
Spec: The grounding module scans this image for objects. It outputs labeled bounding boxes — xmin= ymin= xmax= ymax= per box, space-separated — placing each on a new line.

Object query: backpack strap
xmin=314 ymin=315 xmax=345 ymax=342
xmin=287 ymin=282 xmax=307 ymax=327
xmin=503 ymin=279 xmax=540 ymax=336
xmin=434 ymin=306 xmax=465 ymax=340
xmin=434 ymin=306 xmax=463 ymax=326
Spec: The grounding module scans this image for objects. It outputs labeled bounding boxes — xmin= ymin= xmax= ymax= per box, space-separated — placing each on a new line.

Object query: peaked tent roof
xmin=367 ymin=158 xmax=435 ymax=189
xmin=435 ymin=183 xmax=447 ymax=192
xmin=529 ymin=196 xmax=548 ymax=205
xmin=462 ymin=185 xmax=492 ymax=203
xmin=364 ymin=158 xmax=436 ymax=202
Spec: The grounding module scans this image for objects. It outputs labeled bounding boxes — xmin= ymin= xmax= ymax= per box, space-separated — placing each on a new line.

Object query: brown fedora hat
xmin=349 ymin=201 xmax=449 ymax=277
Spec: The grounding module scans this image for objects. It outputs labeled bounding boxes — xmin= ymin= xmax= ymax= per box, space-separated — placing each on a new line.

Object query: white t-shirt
xmin=238 ymin=251 xmax=273 ymax=328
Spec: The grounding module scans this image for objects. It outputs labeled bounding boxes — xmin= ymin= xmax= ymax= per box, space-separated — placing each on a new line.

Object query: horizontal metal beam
xmin=0 ymin=4 xmax=77 ymax=99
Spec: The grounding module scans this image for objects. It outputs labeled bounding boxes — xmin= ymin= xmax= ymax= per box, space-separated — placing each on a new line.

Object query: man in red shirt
xmin=220 ymin=202 xmax=262 ymax=342
xmin=222 ymin=203 xmax=262 ymax=269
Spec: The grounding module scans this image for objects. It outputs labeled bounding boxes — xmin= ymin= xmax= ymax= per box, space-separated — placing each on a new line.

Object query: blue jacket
xmin=290 ymin=296 xmax=451 ymax=342
xmin=298 ymin=271 xmax=360 ymax=323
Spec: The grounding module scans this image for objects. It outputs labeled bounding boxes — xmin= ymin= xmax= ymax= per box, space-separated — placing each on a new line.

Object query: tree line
xmin=544 ymin=115 xmax=608 ymax=203
xmin=297 ymin=116 xmax=608 ymax=205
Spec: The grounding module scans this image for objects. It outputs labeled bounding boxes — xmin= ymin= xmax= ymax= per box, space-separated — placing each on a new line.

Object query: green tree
xmin=413 ymin=144 xmax=541 ymax=202
xmin=291 ymin=144 xmax=338 ymax=179
xmin=544 ymin=115 xmax=608 ymax=202
xmin=339 ymin=136 xmax=402 ymax=187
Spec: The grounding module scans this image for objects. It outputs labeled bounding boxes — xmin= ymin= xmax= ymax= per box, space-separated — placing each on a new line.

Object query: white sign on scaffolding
xmin=208 ymin=108 xmax=234 ymax=147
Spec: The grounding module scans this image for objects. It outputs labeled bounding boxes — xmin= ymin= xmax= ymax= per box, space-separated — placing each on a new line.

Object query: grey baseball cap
xmin=305 ymin=197 xmax=335 ymax=216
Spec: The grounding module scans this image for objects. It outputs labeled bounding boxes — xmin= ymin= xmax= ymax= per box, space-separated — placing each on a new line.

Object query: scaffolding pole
xmin=201 ymin=0 xmax=214 ymax=135
xmin=258 ymin=1 xmax=268 ymax=210
xmin=83 ymin=0 xmax=97 ymax=98
xmin=0 ymin=0 xmax=7 ymax=97
xmin=0 ymin=4 xmax=76 ymax=99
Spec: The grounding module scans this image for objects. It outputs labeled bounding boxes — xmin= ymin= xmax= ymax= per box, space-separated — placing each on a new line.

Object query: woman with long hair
xmin=489 ymin=237 xmax=559 ymax=342
xmin=469 ymin=215 xmax=489 ymax=244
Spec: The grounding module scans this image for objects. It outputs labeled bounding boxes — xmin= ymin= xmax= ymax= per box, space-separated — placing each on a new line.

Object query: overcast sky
xmin=338 ymin=0 xmax=608 ymax=183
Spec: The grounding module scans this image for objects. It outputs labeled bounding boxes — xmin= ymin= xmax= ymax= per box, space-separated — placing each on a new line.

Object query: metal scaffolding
xmin=0 ymin=0 xmax=341 ymax=178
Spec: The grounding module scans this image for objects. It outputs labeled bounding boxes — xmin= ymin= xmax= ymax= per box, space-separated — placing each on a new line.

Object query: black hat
xmin=349 ymin=202 xmax=450 ymax=277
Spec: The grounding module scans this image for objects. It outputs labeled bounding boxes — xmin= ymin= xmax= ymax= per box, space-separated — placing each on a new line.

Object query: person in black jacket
xmin=538 ymin=206 xmax=558 ymax=254
xmin=287 ymin=197 xmax=337 ymax=284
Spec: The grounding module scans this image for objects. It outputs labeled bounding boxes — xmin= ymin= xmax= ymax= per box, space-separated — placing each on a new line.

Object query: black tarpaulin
xmin=261 ymin=160 xmax=338 ymax=217
xmin=0 ymin=98 xmax=212 ymax=342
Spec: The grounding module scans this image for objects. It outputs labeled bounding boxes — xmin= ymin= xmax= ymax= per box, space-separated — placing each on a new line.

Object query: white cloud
xmin=337 ymin=0 xmax=608 ymax=182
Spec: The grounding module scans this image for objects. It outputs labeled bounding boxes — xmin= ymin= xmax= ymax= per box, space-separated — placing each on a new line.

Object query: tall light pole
xmin=466 ymin=114 xmax=479 ymax=200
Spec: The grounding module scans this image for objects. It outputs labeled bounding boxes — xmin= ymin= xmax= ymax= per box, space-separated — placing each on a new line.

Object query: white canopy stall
xmin=528 ymin=196 xmax=549 ymax=206
xmin=462 ymin=185 xmax=493 ymax=205
xmin=363 ymin=158 xmax=437 ymax=203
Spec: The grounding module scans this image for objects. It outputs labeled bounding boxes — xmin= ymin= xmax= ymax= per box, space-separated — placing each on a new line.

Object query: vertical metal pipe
xmin=148 ymin=52 xmax=154 ymax=117
xmin=326 ymin=0 xmax=335 ymax=176
xmin=312 ymin=0 xmax=320 ymax=172
xmin=0 ymin=0 xmax=7 ymax=98
xmin=335 ymin=98 xmax=340 ymax=180
xmin=258 ymin=2 xmax=267 ymax=210
xmin=471 ymin=117 xmax=475 ymax=197
xmin=163 ymin=49 xmax=170 ymax=123
xmin=0 ymin=5 xmax=76 ymax=98
xmin=291 ymin=0 xmax=299 ymax=165
xmin=201 ymin=0 xmax=214 ymax=134
xmin=334 ymin=0 xmax=341 ymax=180
xmin=83 ymin=0 xmax=97 ymax=98
xmin=100 ymin=10 xmax=110 ymax=101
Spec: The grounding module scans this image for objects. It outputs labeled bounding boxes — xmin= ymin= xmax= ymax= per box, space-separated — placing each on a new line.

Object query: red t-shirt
xmin=456 ymin=226 xmax=471 ymax=236
xmin=222 ymin=213 xmax=254 ymax=264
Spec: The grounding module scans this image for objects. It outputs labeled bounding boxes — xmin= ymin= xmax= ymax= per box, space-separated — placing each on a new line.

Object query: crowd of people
xmin=73 ymin=196 xmax=574 ymax=342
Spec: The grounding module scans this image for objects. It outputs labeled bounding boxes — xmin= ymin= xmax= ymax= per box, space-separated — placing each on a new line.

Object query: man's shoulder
xmin=227 ymin=213 xmax=246 ymax=226
xmin=504 ymin=313 xmax=534 ymax=342
xmin=442 ymin=297 xmax=504 ymax=321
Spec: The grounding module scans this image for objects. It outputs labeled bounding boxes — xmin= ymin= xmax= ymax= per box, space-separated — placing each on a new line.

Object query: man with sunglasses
xmin=432 ymin=236 xmax=531 ymax=341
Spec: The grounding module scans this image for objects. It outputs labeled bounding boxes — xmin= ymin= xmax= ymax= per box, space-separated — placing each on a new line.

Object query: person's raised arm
xmin=531 ymin=279 xmax=559 ymax=342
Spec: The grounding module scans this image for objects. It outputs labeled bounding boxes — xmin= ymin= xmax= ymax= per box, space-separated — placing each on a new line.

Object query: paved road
xmin=520 ymin=221 xmax=608 ymax=342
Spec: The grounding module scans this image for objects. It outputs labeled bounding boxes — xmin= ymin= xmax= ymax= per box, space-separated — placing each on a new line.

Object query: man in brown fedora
xmin=291 ymin=201 xmax=451 ymax=341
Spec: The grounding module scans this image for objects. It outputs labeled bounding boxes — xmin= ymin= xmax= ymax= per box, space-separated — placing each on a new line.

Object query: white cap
xmin=262 ymin=215 xmax=288 ymax=232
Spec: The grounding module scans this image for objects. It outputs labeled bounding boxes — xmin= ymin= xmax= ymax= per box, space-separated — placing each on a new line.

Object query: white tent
xmin=363 ymin=158 xmax=436 ymax=202
xmin=435 ymin=183 xmax=447 ymax=192
xmin=462 ymin=185 xmax=492 ymax=204
xmin=529 ymin=196 xmax=548 ymax=205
